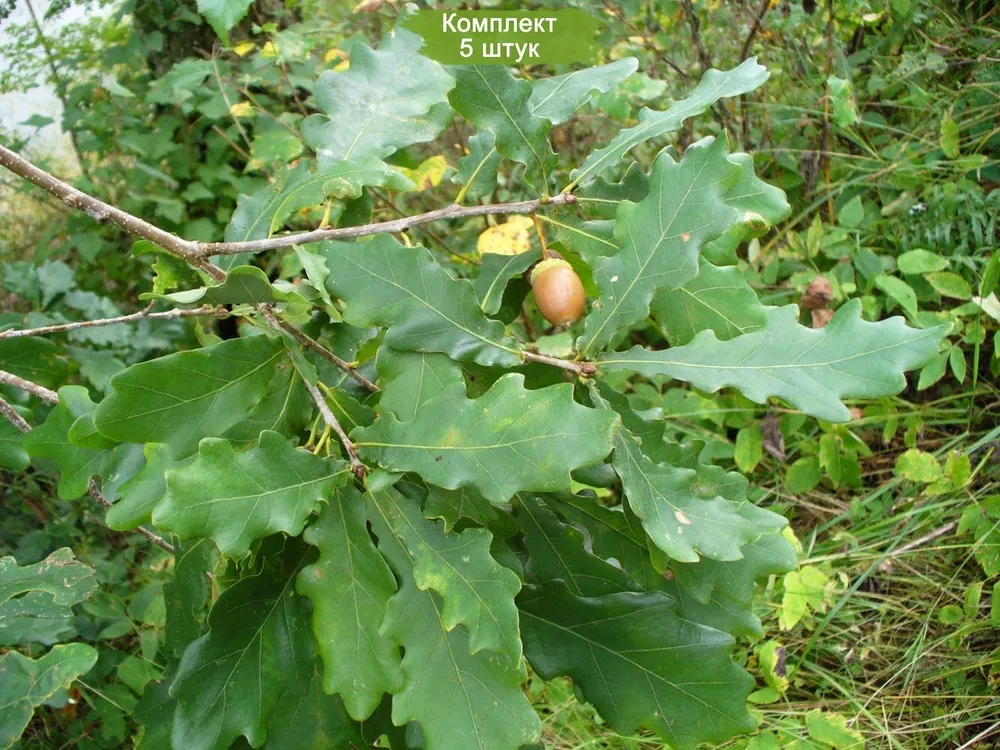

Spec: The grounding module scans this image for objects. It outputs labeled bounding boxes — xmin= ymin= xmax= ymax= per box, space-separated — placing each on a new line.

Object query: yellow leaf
xmin=260 ymin=41 xmax=277 ymax=58
xmin=324 ymin=48 xmax=345 ymax=63
xmin=477 ymin=216 xmax=535 ymax=256
xmin=229 ymin=102 xmax=254 ymax=118
xmin=232 ymin=41 xmax=256 ymax=57
xmin=395 ymin=155 xmax=449 ymax=191
xmin=333 ymin=58 xmax=350 ymax=72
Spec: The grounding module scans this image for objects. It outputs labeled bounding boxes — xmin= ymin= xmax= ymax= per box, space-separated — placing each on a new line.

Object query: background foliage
xmin=0 ymin=0 xmax=998 ymax=748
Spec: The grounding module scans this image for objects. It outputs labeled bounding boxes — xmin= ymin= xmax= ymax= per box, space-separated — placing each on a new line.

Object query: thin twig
xmin=0 ymin=369 xmax=59 ymax=404
xmin=272 ymin=315 xmax=380 ymax=393
xmin=740 ymin=0 xmax=772 ymax=61
xmin=304 ymin=380 xmax=366 ymax=478
xmin=522 ymin=351 xmax=597 ymax=377
xmin=198 ymin=193 xmax=579 ymax=256
xmin=0 ymin=143 xmax=226 ymax=282
xmin=0 ymin=395 xmax=31 ymax=432
xmin=0 ymin=305 xmax=226 ymax=340
xmin=886 ymin=521 xmax=958 ymax=558
xmin=0 ymin=143 xmax=577 ymax=261
xmin=87 ymin=480 xmax=176 ymax=555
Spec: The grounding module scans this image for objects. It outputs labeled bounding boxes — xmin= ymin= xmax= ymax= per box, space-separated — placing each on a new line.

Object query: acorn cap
xmin=529 ymin=257 xmax=573 ymax=286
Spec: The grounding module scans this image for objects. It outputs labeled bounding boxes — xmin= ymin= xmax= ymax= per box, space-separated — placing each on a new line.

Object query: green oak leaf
xmin=379 ymin=495 xmax=522 ymax=667
xmin=551 ymin=493 xmax=771 ymax=637
xmin=517 ymin=494 xmax=638 ymax=597
xmin=0 ymin=548 xmax=97 ymax=608
xmin=577 ymin=135 xmax=782 ymax=355
xmin=0 ymin=549 xmax=97 ymax=646
xmin=266 ymin=663 xmax=404 ymax=750
xmin=523 ymin=493 xmax=771 ymax=638
xmin=94 ymin=335 xmax=285 ymax=458
xmin=600 ymin=301 xmax=948 ymax=422
xmin=354 ymin=374 xmax=619 ymax=504
xmin=651 ymin=259 xmax=772 ymax=346
xmin=368 ymin=488 xmax=542 ymax=750
xmin=105 ymin=444 xmax=190 ymax=531
xmin=0 ymin=592 xmax=76 ymax=646
xmin=610 ymin=424 xmax=785 ymax=563
xmin=536 ymin=214 xmax=617 ymax=266
xmin=223 ymin=363 xmax=313 ymax=444
xmin=322 ymin=236 xmax=522 ymax=368
xmin=170 ymin=542 xmax=314 ymax=750
xmin=449 ymin=65 xmax=557 ymax=194
xmin=302 ymin=28 xmax=453 ymax=165
xmin=297 ymin=485 xmax=403 ymax=721
xmin=164 ymin=539 xmax=216 ymax=656
xmin=375 ymin=346 xmax=465 ymax=422
xmin=153 ymin=431 xmax=348 ymax=557
xmin=671 ymin=529 xmax=798 ymax=606
xmin=23 ymin=386 xmax=143 ymax=500
xmin=0 ymin=644 xmax=98 ymax=750
xmin=474 ymin=251 xmax=537 ymax=315
xmin=224 ymin=160 xmax=413 ymax=243
xmin=529 ymin=58 xmax=638 ymax=125
xmin=518 ymin=580 xmax=756 ymax=749
xmin=424 ymin=484 xmax=505 ymax=533
xmin=195 ymin=0 xmax=253 ymax=40
xmin=567 ymin=58 xmax=768 ymax=188
xmin=453 ymin=130 xmax=502 ymax=201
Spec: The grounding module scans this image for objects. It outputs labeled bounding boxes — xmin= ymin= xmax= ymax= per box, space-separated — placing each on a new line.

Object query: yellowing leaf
xmin=229 ymin=101 xmax=254 ymax=117
xmin=232 ymin=41 xmax=255 ymax=57
xmin=324 ymin=47 xmax=345 ymax=63
xmin=395 ymin=155 xmax=449 ymax=191
xmin=260 ymin=41 xmax=277 ymax=58
xmin=333 ymin=58 xmax=350 ymax=72
xmin=477 ymin=216 xmax=535 ymax=256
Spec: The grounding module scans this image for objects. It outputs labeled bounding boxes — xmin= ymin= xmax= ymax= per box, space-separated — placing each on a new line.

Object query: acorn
xmin=530 ymin=257 xmax=586 ymax=326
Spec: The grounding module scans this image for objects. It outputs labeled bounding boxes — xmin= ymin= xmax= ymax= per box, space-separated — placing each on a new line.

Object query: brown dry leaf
xmin=762 ymin=413 xmax=786 ymax=462
xmin=801 ymin=276 xmax=833 ymax=310
xmin=811 ymin=308 xmax=835 ymax=328
xmin=354 ymin=0 xmax=385 ymax=12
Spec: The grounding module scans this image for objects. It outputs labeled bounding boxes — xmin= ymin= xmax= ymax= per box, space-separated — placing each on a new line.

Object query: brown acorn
xmin=530 ymin=258 xmax=586 ymax=326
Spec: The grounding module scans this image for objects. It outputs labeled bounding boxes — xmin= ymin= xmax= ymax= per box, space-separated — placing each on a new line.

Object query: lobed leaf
xmin=354 ymin=374 xmax=619 ymax=504
xmin=518 ymin=580 xmax=757 ymax=749
xmin=379 ymin=496 xmax=522 ymax=667
xmin=600 ymin=301 xmax=948 ymax=422
xmin=322 ymin=236 xmax=522 ymax=368
xmin=170 ymin=543 xmax=314 ymax=750
xmin=94 ymin=335 xmax=285 ymax=458
xmin=369 ymin=488 xmax=541 ymax=750
xmin=529 ymin=58 xmax=639 ymax=125
xmin=577 ymin=135 xmax=786 ymax=355
xmin=650 ymin=259 xmax=773 ymax=346
xmin=0 ymin=644 xmax=98 ymax=750
xmin=224 ymin=160 xmax=413 ymax=244
xmin=297 ymin=485 xmax=403 ymax=720
xmin=567 ymin=58 xmax=768 ymax=188
xmin=449 ymin=65 xmax=557 ymax=194
xmin=453 ymin=130 xmax=502 ymax=201
xmin=23 ymin=386 xmax=144 ymax=500
xmin=153 ymin=431 xmax=348 ymax=557
xmin=302 ymin=28 xmax=454 ymax=165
